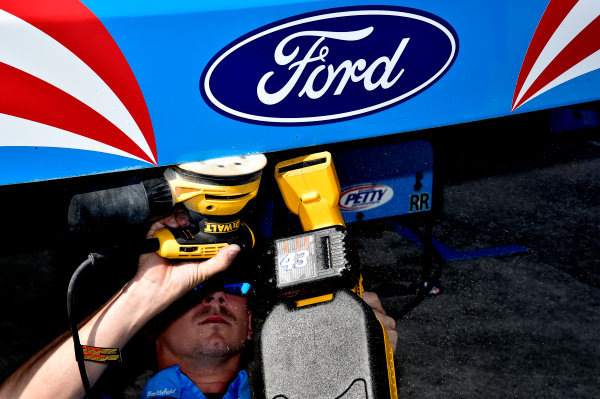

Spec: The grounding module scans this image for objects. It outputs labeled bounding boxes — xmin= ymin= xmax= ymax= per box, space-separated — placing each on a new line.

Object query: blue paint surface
xmin=2 ymin=0 xmax=599 ymax=185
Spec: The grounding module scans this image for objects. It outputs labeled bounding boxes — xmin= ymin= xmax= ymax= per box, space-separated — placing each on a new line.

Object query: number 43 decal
xmin=280 ymin=250 xmax=309 ymax=271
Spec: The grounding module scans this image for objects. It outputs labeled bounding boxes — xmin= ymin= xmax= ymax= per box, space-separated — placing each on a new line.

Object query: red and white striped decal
xmin=513 ymin=0 xmax=600 ymax=111
xmin=0 ymin=0 xmax=156 ymax=164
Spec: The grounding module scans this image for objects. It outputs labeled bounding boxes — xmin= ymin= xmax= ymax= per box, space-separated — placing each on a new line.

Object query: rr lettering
xmin=409 ymin=193 xmax=430 ymax=212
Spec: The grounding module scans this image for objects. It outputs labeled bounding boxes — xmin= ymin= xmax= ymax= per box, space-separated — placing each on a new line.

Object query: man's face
xmin=156 ymin=289 xmax=253 ymax=363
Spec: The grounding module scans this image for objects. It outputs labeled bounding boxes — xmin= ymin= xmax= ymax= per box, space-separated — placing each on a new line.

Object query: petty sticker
xmin=200 ymin=5 xmax=458 ymax=125
xmin=340 ymin=184 xmax=394 ymax=211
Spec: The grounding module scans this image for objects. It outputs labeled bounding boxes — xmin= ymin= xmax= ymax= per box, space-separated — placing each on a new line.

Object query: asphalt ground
xmin=0 ymin=103 xmax=599 ymax=398
xmin=362 ymin=156 xmax=600 ymax=398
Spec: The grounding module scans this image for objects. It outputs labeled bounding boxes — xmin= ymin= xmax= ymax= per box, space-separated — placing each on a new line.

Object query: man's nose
xmin=203 ymin=290 xmax=228 ymax=304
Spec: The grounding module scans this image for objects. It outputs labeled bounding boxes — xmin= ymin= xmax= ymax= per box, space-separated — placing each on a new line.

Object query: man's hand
xmin=133 ymin=208 xmax=241 ymax=315
xmin=362 ymin=291 xmax=398 ymax=353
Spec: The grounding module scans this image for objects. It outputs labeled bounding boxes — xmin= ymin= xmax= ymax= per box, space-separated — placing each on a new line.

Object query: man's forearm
xmin=0 ymin=238 xmax=239 ymax=399
xmin=0 ymin=278 xmax=162 ymax=399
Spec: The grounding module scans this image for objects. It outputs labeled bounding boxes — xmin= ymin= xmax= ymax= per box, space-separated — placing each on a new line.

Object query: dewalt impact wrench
xmin=68 ymin=154 xmax=267 ymax=258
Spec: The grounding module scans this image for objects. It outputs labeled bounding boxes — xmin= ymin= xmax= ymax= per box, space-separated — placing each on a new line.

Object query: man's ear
xmin=247 ymin=309 xmax=253 ymax=341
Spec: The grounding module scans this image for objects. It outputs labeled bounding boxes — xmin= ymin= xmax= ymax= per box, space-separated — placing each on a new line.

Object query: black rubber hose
xmin=67 ymin=254 xmax=97 ymax=399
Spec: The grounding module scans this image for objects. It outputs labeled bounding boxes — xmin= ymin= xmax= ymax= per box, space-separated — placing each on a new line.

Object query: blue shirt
xmin=141 ymin=365 xmax=251 ymax=399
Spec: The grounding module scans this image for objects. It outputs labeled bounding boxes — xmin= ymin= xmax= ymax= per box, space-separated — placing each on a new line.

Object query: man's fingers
xmin=387 ymin=330 xmax=398 ymax=353
xmin=363 ymin=291 xmax=386 ymax=315
xmin=377 ymin=313 xmax=397 ymax=331
xmin=217 ymin=244 xmax=241 ymax=262
xmin=145 ymin=211 xmax=190 ymax=239
xmin=374 ymin=312 xmax=398 ymax=353
xmin=145 ymin=208 xmax=190 ymax=239
xmin=362 ymin=291 xmax=398 ymax=353
xmin=187 ymin=244 xmax=241 ymax=285
xmin=173 ymin=208 xmax=190 ymax=227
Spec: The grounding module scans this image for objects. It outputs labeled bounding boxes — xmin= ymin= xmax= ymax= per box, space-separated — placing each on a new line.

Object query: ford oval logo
xmin=200 ymin=6 xmax=458 ymax=125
